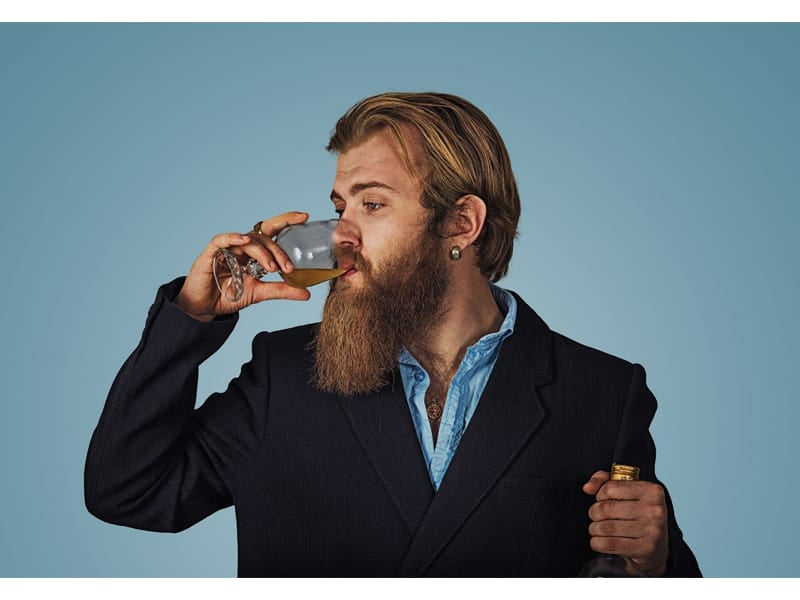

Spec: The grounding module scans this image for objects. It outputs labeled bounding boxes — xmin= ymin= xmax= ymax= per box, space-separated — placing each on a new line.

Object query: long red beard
xmin=310 ymin=233 xmax=450 ymax=396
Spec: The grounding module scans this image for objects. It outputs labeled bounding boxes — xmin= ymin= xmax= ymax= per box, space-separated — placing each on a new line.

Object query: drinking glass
xmin=212 ymin=219 xmax=344 ymax=302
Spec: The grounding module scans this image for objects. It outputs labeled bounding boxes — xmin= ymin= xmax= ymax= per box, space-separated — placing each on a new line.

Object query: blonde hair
xmin=327 ymin=92 xmax=520 ymax=282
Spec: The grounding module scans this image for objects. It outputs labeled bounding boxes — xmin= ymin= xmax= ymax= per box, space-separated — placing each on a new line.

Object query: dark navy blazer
xmin=85 ymin=278 xmax=701 ymax=577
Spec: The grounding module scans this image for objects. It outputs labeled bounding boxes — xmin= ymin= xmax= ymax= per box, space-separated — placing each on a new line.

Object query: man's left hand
xmin=582 ymin=470 xmax=669 ymax=576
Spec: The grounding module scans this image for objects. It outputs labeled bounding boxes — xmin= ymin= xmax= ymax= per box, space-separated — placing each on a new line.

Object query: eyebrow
xmin=330 ymin=181 xmax=399 ymax=202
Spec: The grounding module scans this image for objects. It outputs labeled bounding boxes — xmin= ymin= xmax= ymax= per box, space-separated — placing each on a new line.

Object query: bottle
xmin=578 ymin=463 xmax=641 ymax=577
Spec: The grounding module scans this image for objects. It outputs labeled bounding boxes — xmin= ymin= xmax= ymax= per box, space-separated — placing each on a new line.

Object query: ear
xmin=446 ymin=194 xmax=487 ymax=248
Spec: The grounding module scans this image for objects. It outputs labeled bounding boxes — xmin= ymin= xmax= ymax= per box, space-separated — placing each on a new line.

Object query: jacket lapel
xmin=398 ymin=293 xmax=555 ymax=576
xmin=336 ymin=372 xmax=435 ymax=536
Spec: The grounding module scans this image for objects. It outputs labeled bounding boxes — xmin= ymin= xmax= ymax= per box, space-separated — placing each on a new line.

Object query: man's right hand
xmin=174 ymin=212 xmax=312 ymax=321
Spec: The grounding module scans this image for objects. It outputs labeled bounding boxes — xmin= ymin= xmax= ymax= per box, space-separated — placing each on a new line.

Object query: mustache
xmin=334 ymin=246 xmax=371 ymax=275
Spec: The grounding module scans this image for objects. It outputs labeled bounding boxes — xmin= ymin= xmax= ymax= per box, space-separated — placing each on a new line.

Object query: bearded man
xmin=85 ymin=92 xmax=701 ymax=577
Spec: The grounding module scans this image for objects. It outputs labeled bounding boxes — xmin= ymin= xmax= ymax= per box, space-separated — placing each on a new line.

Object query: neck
xmin=406 ymin=269 xmax=503 ymax=382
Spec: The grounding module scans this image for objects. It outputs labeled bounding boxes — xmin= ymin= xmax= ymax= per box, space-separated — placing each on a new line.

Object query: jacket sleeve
xmin=84 ymin=277 xmax=271 ymax=533
xmin=614 ymin=363 xmax=702 ymax=577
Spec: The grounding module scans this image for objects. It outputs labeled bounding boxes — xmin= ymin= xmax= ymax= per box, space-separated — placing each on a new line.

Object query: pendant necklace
xmin=426 ymin=397 xmax=443 ymax=421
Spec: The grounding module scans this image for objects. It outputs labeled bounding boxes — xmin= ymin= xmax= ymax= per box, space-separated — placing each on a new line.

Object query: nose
xmin=332 ymin=215 xmax=360 ymax=249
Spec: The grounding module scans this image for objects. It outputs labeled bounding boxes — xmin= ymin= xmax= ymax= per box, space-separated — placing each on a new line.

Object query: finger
xmin=255 ymin=211 xmax=309 ymax=237
xmin=588 ymin=518 xmax=643 ymax=539
xmin=238 ymin=236 xmax=295 ymax=275
xmin=588 ymin=499 xmax=643 ymax=522
xmin=197 ymin=233 xmax=250 ymax=265
xmin=589 ymin=535 xmax=639 ymax=557
xmin=258 ymin=236 xmax=296 ymax=273
xmin=237 ymin=238 xmax=281 ymax=273
xmin=203 ymin=233 xmax=252 ymax=260
xmin=582 ymin=470 xmax=610 ymax=495
xmin=238 ymin=225 xmax=307 ymax=274
xmin=597 ymin=481 xmax=664 ymax=502
xmin=589 ymin=534 xmax=662 ymax=575
xmin=191 ymin=233 xmax=253 ymax=277
xmin=250 ymin=281 xmax=311 ymax=303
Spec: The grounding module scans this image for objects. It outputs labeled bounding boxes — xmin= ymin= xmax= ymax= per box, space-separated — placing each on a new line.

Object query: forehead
xmin=333 ymin=128 xmax=421 ymax=193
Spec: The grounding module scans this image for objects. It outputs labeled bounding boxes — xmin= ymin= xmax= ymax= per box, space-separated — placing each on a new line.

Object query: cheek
xmin=359 ymin=227 xmax=396 ymax=262
xmin=359 ymin=216 xmax=431 ymax=271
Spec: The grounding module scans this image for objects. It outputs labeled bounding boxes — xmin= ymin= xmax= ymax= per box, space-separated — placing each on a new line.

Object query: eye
xmin=364 ymin=201 xmax=383 ymax=212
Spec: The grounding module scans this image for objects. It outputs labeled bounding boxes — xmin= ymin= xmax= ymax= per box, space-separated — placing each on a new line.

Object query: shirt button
xmin=415 ymin=372 xmax=424 ymax=382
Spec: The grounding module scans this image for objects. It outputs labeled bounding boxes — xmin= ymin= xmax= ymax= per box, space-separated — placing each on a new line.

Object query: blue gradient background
xmin=0 ymin=24 xmax=797 ymax=577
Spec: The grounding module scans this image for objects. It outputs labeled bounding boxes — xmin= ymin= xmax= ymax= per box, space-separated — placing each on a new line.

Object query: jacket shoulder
xmin=251 ymin=323 xmax=319 ymax=384
xmin=551 ymin=330 xmax=635 ymax=382
xmin=509 ymin=289 xmax=637 ymax=385
xmin=257 ymin=322 xmax=318 ymax=347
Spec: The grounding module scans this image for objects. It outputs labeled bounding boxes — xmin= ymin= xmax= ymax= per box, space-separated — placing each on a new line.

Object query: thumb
xmin=582 ymin=470 xmax=610 ymax=496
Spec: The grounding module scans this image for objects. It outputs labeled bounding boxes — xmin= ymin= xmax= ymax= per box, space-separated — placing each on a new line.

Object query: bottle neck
xmin=610 ymin=463 xmax=640 ymax=481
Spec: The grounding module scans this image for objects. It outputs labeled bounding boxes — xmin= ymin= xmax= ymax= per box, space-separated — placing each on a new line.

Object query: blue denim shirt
xmin=398 ymin=285 xmax=517 ymax=491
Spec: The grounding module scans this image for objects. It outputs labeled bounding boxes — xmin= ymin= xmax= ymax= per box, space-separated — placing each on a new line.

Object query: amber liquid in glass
xmin=280 ymin=268 xmax=347 ymax=288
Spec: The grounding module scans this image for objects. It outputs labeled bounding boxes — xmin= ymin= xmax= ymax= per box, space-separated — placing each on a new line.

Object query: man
xmin=85 ymin=92 xmax=701 ymax=577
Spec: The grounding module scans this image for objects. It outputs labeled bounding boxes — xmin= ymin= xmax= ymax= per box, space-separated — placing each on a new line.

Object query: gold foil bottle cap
xmin=610 ymin=463 xmax=640 ymax=481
